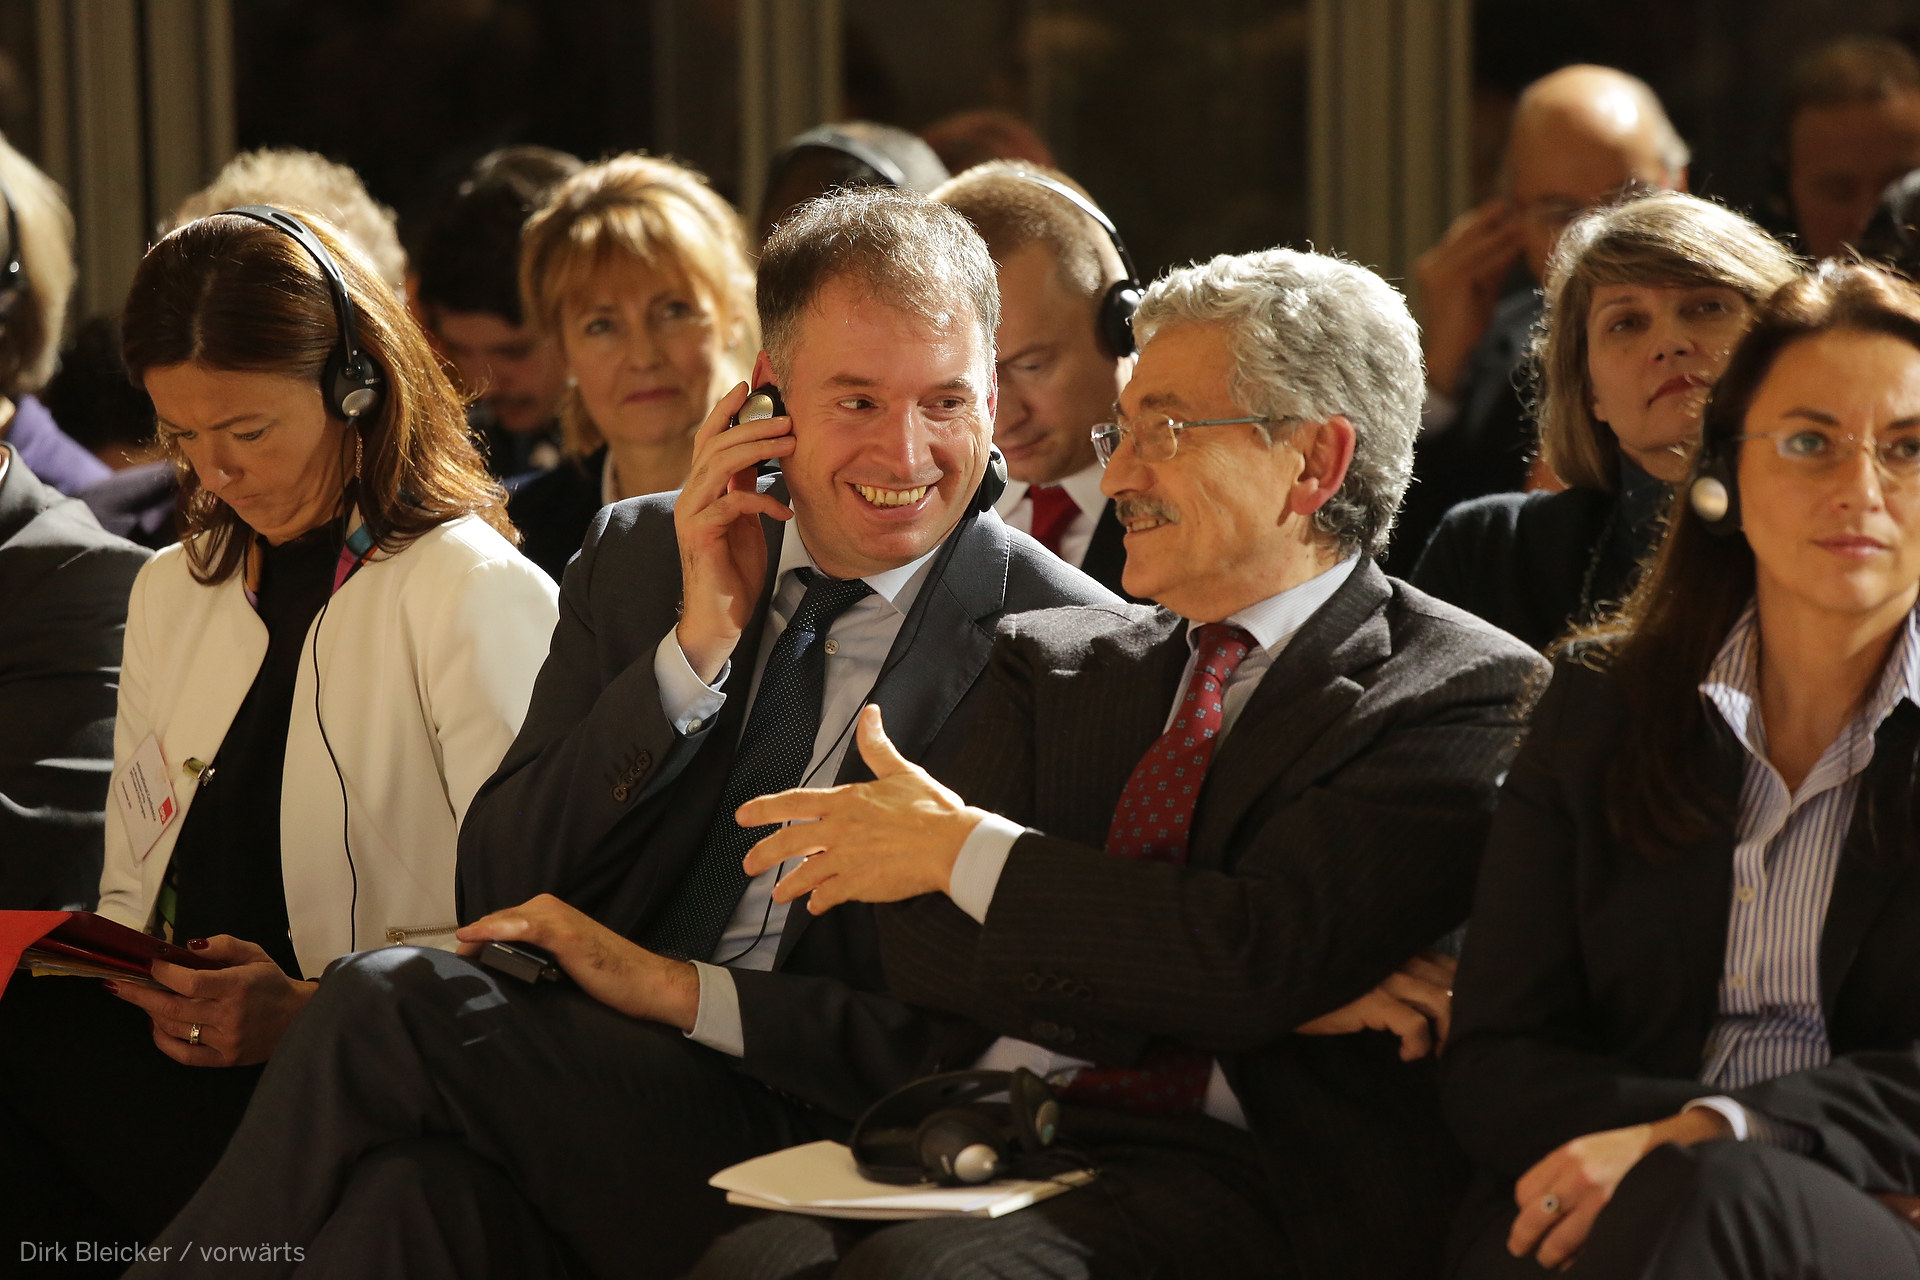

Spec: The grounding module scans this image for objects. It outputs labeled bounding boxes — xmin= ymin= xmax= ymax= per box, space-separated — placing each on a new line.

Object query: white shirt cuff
xmin=685 ymin=960 xmax=745 ymax=1057
xmin=947 ymin=813 xmax=1025 ymax=925
xmin=1683 ymin=1095 xmax=1751 ymax=1141
xmin=653 ymin=630 xmax=729 ymax=735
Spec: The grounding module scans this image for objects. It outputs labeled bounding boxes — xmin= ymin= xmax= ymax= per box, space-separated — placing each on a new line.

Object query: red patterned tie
xmin=1025 ymin=485 xmax=1080 ymax=557
xmin=1060 ymin=622 xmax=1257 ymax=1116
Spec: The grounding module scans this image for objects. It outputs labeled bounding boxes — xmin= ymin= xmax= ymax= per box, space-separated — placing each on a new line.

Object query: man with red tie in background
xmin=935 ymin=161 xmax=1139 ymax=597
xmin=691 ymin=247 xmax=1548 ymax=1280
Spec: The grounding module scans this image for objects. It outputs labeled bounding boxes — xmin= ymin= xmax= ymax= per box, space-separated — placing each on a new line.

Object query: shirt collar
xmin=1702 ymin=600 xmax=1920 ymax=766
xmin=776 ymin=515 xmax=944 ymax=612
xmin=1186 ymin=554 xmax=1362 ymax=658
xmin=995 ymin=458 xmax=1108 ymax=521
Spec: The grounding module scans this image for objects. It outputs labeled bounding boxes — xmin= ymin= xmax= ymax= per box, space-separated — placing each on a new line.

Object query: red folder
xmin=0 ymin=910 xmax=226 ymax=1002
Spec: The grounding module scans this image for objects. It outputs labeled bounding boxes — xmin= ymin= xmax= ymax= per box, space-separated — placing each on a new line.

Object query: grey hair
xmin=1134 ymin=248 xmax=1423 ymax=558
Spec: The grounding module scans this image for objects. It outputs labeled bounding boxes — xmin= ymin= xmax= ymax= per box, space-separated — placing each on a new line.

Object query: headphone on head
xmin=774 ymin=125 xmax=910 ymax=189
xmin=1687 ymin=393 xmax=1745 ymax=535
xmin=1000 ymin=171 xmax=1143 ymax=359
xmin=220 ymin=205 xmax=386 ymax=423
xmin=852 ymin=1069 xmax=1061 ymax=1186
xmin=0 ymin=175 xmax=25 ymax=321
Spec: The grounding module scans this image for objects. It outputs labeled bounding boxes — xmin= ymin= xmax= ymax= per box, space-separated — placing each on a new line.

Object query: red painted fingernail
xmin=187 ymin=938 xmax=209 ymax=950
xmin=101 ymin=981 xmax=118 ymax=994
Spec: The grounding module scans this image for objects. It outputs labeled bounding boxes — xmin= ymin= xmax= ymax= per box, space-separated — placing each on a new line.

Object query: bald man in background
xmin=1385 ymin=65 xmax=1688 ymax=575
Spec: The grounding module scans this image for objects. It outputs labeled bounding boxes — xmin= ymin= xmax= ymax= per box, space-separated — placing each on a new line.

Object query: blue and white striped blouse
xmin=1696 ymin=600 xmax=1920 ymax=1097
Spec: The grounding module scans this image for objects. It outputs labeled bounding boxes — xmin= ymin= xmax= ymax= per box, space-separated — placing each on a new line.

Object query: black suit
xmin=1444 ymin=657 xmax=1920 ymax=1277
xmin=134 ymin=493 xmax=1117 ymax=1280
xmin=504 ymin=447 xmax=605 ymax=584
xmin=0 ymin=449 xmax=149 ymax=908
xmin=1075 ymin=496 xmax=1137 ymax=601
xmin=1386 ymin=289 xmax=1542 ymax=578
xmin=704 ymin=564 xmax=1544 ymax=1280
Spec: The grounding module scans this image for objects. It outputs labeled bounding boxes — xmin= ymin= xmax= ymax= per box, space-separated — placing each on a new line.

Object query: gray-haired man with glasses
xmin=688 ymin=247 xmax=1547 ymax=1280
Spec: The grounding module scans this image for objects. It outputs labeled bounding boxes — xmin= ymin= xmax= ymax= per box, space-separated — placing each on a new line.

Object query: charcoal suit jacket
xmin=876 ymin=560 xmax=1548 ymax=1280
xmin=457 ymin=484 xmax=1117 ymax=1120
xmin=1445 ymin=657 xmax=1920 ymax=1220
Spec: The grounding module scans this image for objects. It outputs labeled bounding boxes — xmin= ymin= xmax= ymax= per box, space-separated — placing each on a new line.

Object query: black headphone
xmin=852 ymin=1069 xmax=1061 ymax=1186
xmin=1687 ymin=400 xmax=1745 ymax=535
xmin=0 ymin=175 xmax=25 ymax=321
xmin=220 ymin=205 xmax=386 ymax=422
xmin=773 ymin=125 xmax=909 ymax=189
xmin=1001 ymin=171 xmax=1143 ymax=359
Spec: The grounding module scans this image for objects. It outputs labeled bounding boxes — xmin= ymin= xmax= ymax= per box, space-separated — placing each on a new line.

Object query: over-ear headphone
xmin=1002 ymin=171 xmax=1144 ymax=359
xmin=973 ymin=444 xmax=1009 ymax=513
xmin=773 ymin=126 xmax=909 ymax=189
xmin=1687 ymin=397 xmax=1745 ymax=534
xmin=0 ymin=175 xmax=25 ymax=320
xmin=852 ymin=1069 xmax=1061 ymax=1186
xmin=220 ymin=205 xmax=386 ymax=422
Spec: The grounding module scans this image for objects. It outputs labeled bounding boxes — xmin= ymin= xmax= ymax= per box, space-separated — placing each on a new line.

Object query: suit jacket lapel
xmin=1188 ymin=562 xmax=1393 ymax=871
xmin=774 ymin=511 xmax=1009 ymax=966
xmin=1819 ymin=700 xmax=1920 ymax=1014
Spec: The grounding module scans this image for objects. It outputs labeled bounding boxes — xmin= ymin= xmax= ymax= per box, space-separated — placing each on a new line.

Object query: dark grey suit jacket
xmin=457 ymin=489 xmax=1118 ymax=1120
xmin=0 ymin=449 xmax=150 ymax=908
xmin=876 ymin=561 xmax=1548 ymax=1280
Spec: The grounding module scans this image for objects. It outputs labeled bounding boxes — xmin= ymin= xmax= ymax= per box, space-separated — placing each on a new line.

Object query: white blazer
xmin=98 ymin=515 xmax=558 ymax=977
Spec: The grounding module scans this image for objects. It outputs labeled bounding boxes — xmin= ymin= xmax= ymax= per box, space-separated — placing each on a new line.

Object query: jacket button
xmin=634 ymin=750 xmax=652 ymax=773
xmin=612 ymin=783 xmax=629 ymax=803
xmin=1031 ymin=1020 xmax=1060 ymax=1040
xmin=1022 ymin=973 xmax=1044 ymax=993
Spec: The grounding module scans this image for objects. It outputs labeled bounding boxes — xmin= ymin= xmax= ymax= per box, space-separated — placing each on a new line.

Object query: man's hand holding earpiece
xmin=674 ymin=382 xmax=797 ymax=683
xmin=1415 ymin=199 xmax=1524 ymax=397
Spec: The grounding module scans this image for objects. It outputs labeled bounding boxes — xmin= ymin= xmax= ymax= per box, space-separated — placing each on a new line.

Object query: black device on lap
xmin=851 ymin=1068 xmax=1061 ymax=1186
xmin=479 ymin=940 xmax=564 ymax=985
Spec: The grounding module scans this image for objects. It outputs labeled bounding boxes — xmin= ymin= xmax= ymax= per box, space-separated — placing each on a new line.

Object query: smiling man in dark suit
xmin=130 ymin=190 xmax=1117 ymax=1280
xmin=695 ymin=247 xmax=1551 ymax=1280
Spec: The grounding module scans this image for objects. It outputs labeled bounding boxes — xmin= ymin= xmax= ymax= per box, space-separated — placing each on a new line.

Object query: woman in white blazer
xmin=0 ymin=207 xmax=556 ymax=1243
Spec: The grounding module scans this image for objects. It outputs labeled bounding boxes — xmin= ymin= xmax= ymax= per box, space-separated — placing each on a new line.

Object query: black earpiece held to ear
xmin=729 ymin=382 xmax=788 ymax=478
xmin=972 ymin=445 xmax=1009 ymax=514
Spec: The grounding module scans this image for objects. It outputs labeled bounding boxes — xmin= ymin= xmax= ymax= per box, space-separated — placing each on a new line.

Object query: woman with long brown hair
xmin=1444 ymin=259 xmax=1920 ymax=1277
xmin=0 ymin=207 xmax=556 ymax=1244
xmin=1414 ymin=192 xmax=1799 ymax=650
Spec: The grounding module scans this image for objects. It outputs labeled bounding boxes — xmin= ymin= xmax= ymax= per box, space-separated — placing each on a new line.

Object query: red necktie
xmin=1025 ymin=485 xmax=1080 ymax=557
xmin=1060 ymin=622 xmax=1257 ymax=1117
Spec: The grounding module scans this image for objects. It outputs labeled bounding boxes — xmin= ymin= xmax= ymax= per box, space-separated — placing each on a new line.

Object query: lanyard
xmin=332 ymin=523 xmax=377 ymax=594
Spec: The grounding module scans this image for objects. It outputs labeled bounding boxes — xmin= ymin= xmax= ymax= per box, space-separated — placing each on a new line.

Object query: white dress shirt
xmin=994 ymin=460 xmax=1109 ymax=569
xmin=1684 ymin=602 xmax=1920 ymax=1147
xmin=653 ymin=516 xmax=959 ymax=1055
xmin=951 ymin=554 xmax=1362 ymax=1128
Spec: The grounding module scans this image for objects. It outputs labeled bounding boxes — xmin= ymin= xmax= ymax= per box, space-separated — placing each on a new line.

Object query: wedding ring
xmin=1540 ymin=1194 xmax=1561 ymax=1216
xmin=188 ymin=1023 xmax=202 ymax=1046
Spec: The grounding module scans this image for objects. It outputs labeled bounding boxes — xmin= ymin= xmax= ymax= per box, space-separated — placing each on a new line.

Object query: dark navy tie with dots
xmin=1060 ymin=621 xmax=1256 ymax=1116
xmin=642 ymin=567 xmax=874 ymax=963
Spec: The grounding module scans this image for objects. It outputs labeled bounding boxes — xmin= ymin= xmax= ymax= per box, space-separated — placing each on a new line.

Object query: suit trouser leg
xmin=1453 ymin=1142 xmax=1920 ymax=1280
xmin=686 ymin=1122 xmax=1289 ymax=1280
xmin=129 ymin=947 xmax=838 ymax=1280
xmin=289 ymin=1138 xmax=575 ymax=1280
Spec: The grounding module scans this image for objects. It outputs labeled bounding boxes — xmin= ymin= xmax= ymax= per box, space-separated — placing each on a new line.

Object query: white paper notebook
xmin=710 ymin=1140 xmax=1095 ymax=1221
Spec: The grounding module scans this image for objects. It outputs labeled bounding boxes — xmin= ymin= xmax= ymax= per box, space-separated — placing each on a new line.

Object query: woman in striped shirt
xmin=1444 ymin=258 xmax=1920 ymax=1278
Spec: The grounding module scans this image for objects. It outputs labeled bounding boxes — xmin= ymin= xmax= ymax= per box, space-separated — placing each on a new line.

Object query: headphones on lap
xmin=999 ymin=171 xmax=1144 ymax=359
xmin=852 ymin=1069 xmax=1062 ymax=1186
xmin=220 ymin=205 xmax=386 ymax=422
